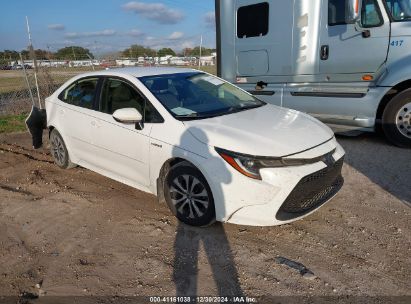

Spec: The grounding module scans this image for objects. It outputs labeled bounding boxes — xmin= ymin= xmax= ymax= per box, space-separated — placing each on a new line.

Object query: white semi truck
xmin=216 ymin=0 xmax=411 ymax=147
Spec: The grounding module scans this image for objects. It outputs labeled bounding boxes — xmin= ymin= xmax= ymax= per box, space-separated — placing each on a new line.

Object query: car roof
xmin=78 ymin=67 xmax=200 ymax=78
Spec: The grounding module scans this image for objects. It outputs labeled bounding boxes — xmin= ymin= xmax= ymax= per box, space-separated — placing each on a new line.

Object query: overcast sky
xmin=0 ymin=0 xmax=216 ymax=54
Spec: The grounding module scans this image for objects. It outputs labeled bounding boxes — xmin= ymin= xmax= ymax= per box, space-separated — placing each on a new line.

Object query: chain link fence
xmin=0 ymin=66 xmax=98 ymax=115
xmin=0 ymin=63 xmax=216 ymax=117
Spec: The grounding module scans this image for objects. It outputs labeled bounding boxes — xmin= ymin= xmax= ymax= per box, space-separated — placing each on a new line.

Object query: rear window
xmin=237 ymin=2 xmax=269 ymax=38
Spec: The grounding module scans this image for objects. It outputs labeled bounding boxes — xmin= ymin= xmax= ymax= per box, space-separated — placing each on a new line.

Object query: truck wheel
xmin=50 ymin=129 xmax=76 ymax=169
xmin=164 ymin=162 xmax=216 ymax=227
xmin=382 ymin=89 xmax=411 ymax=148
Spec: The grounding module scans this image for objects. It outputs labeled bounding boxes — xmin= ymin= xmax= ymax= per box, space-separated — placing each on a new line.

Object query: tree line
xmin=0 ymin=47 xmax=94 ymax=64
xmin=1 ymin=45 xmax=216 ymax=64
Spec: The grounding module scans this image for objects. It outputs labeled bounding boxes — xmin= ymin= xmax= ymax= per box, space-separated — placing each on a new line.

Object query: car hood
xmin=183 ymin=105 xmax=334 ymax=157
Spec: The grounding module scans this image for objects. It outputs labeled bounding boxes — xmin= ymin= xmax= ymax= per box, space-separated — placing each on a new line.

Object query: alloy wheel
xmin=170 ymin=174 xmax=210 ymax=219
xmin=51 ymin=133 xmax=67 ymax=167
xmin=395 ymin=102 xmax=411 ymax=139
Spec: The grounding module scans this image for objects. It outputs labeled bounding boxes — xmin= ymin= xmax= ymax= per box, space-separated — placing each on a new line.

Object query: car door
xmin=90 ymin=77 xmax=162 ymax=188
xmin=319 ymin=0 xmax=390 ymax=77
xmin=56 ymin=77 xmax=101 ymax=164
xmin=282 ymin=0 xmax=390 ymax=121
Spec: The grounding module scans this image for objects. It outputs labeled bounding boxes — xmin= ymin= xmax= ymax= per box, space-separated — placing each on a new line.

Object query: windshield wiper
xmin=228 ymin=103 xmax=265 ymax=113
xmin=176 ymin=103 xmax=265 ymax=120
xmin=176 ymin=112 xmax=220 ymax=120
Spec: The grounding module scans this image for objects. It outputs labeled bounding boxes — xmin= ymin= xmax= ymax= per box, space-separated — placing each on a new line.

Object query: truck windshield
xmin=385 ymin=0 xmax=411 ymax=21
xmin=139 ymin=73 xmax=265 ymax=120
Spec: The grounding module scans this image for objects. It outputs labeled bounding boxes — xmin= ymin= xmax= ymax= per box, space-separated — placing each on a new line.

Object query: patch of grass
xmin=0 ymin=114 xmax=27 ymax=133
xmin=0 ymin=69 xmax=93 ymax=94
xmin=0 ymin=66 xmax=217 ymax=94
xmin=0 ymin=77 xmax=26 ymax=94
xmin=186 ymin=65 xmax=217 ymax=75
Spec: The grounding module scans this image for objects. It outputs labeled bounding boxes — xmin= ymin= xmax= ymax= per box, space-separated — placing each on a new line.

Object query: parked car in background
xmin=45 ymin=67 xmax=345 ymax=226
xmin=0 ymin=65 xmax=12 ymax=70
xmin=217 ymin=0 xmax=411 ymax=148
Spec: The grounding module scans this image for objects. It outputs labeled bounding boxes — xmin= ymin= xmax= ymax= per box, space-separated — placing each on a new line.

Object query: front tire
xmin=382 ymin=89 xmax=411 ymax=148
xmin=164 ymin=162 xmax=216 ymax=227
xmin=50 ymin=129 xmax=75 ymax=169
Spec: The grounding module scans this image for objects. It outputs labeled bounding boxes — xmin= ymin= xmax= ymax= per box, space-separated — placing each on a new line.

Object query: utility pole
xmin=198 ymin=35 xmax=203 ymax=70
xmin=71 ymin=46 xmax=76 ymax=61
xmin=26 ymin=16 xmax=42 ymax=109
xmin=46 ymin=44 xmax=53 ymax=66
xmin=20 ymin=52 xmax=35 ymax=107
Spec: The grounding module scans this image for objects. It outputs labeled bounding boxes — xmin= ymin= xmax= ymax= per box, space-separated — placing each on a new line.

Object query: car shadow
xmin=171 ymin=127 xmax=244 ymax=299
xmin=336 ymin=132 xmax=411 ymax=207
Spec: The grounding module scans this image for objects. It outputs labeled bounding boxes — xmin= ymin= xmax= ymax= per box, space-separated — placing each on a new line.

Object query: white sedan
xmin=46 ymin=67 xmax=345 ymax=227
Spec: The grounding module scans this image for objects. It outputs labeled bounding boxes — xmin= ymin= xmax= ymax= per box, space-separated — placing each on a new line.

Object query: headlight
xmin=215 ymin=147 xmax=331 ymax=180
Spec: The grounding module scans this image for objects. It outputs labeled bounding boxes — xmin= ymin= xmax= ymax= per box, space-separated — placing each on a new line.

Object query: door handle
xmin=320 ymin=45 xmax=329 ymax=60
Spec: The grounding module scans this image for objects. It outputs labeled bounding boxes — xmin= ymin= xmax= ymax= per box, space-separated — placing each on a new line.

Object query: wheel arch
xmin=48 ymin=125 xmax=55 ymax=138
xmin=156 ymin=157 xmax=203 ymax=204
xmin=376 ymin=79 xmax=411 ymax=126
xmin=48 ymin=126 xmax=79 ymax=165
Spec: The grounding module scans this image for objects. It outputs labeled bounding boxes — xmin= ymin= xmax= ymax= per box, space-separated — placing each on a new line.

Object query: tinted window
xmin=329 ymin=0 xmax=354 ymax=25
xmin=362 ymin=0 xmax=383 ymax=27
xmin=384 ymin=0 xmax=411 ymax=21
xmin=100 ymin=78 xmax=162 ymax=123
xmin=60 ymin=78 xmax=99 ymax=109
xmin=237 ymin=2 xmax=269 ymax=38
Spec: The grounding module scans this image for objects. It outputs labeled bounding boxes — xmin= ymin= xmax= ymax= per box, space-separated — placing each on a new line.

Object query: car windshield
xmin=138 ymin=72 xmax=265 ymax=120
xmin=385 ymin=0 xmax=411 ymax=21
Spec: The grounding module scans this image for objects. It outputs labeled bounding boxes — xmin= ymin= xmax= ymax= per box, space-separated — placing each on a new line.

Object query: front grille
xmin=276 ymin=157 xmax=344 ymax=220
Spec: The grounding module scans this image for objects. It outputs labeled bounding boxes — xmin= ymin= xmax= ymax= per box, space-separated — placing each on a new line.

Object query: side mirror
xmin=112 ymin=108 xmax=142 ymax=124
xmin=348 ymin=0 xmax=363 ymax=31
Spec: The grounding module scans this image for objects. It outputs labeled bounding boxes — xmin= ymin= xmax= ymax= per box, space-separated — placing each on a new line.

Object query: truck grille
xmin=276 ymin=157 xmax=344 ymax=220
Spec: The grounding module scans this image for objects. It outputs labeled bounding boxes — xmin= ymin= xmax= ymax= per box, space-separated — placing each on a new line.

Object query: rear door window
xmin=237 ymin=2 xmax=269 ymax=38
xmin=59 ymin=78 xmax=99 ymax=110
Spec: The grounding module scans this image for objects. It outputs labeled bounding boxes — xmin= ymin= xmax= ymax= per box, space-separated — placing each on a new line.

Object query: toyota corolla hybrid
xmin=46 ymin=67 xmax=345 ymax=226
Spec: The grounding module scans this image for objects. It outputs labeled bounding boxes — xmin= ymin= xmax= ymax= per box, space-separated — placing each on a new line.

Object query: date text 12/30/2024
xmin=149 ymin=296 xmax=257 ymax=303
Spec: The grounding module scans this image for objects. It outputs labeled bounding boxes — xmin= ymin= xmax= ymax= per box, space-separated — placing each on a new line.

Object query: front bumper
xmin=275 ymin=156 xmax=344 ymax=221
xmin=200 ymin=138 xmax=345 ymax=226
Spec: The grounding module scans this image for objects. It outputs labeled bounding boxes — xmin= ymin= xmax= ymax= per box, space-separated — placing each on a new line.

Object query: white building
xmin=199 ymin=55 xmax=216 ymax=66
xmin=115 ymin=59 xmax=139 ymax=66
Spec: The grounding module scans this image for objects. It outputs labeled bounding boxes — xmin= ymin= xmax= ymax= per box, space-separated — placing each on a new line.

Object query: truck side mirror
xmin=348 ymin=0 xmax=363 ymax=31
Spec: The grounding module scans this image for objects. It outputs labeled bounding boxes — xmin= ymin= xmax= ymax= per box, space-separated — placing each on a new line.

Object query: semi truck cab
xmin=216 ymin=0 xmax=411 ymax=147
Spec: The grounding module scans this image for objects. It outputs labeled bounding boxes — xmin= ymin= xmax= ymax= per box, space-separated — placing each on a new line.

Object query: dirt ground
xmin=0 ymin=131 xmax=410 ymax=303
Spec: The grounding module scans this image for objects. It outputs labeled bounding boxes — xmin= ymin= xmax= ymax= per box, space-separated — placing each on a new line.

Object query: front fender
xmin=378 ymin=54 xmax=411 ymax=87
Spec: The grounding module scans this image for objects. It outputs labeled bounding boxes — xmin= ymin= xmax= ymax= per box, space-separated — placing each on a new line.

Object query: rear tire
xmin=382 ymin=89 xmax=411 ymax=148
xmin=164 ymin=162 xmax=216 ymax=227
xmin=50 ymin=129 xmax=76 ymax=169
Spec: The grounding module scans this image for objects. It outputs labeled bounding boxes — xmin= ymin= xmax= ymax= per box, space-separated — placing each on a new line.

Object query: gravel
xmin=0 ymin=132 xmax=409 ymax=300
